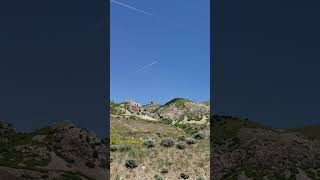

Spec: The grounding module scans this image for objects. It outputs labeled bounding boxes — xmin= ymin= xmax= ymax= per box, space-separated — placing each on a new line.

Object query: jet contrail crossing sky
xmin=110 ymin=0 xmax=152 ymax=16
xmin=136 ymin=60 xmax=159 ymax=72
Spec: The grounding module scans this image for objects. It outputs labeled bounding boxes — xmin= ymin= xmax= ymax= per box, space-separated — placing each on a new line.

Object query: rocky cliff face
xmin=125 ymin=100 xmax=142 ymax=114
xmin=142 ymin=101 xmax=161 ymax=115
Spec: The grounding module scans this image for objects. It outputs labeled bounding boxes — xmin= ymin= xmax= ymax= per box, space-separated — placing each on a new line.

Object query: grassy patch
xmin=110 ymin=134 xmax=143 ymax=145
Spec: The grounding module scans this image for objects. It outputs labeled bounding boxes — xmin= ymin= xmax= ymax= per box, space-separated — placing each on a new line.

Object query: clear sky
xmin=0 ymin=0 xmax=107 ymax=137
xmin=213 ymin=0 xmax=320 ymax=128
xmin=110 ymin=0 xmax=210 ymax=105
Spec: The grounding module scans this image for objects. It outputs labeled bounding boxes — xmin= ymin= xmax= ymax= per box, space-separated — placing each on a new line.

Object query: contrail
xmin=136 ymin=60 xmax=159 ymax=72
xmin=111 ymin=0 xmax=152 ymax=16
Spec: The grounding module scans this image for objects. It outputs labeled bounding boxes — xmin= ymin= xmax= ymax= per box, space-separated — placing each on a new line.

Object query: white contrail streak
xmin=136 ymin=60 xmax=159 ymax=72
xmin=111 ymin=0 xmax=152 ymax=15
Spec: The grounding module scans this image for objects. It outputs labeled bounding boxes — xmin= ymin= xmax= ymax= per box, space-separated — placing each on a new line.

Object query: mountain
xmin=110 ymin=98 xmax=210 ymax=125
xmin=110 ymin=98 xmax=210 ymax=179
xmin=212 ymin=115 xmax=320 ymax=180
xmin=0 ymin=121 xmax=109 ymax=180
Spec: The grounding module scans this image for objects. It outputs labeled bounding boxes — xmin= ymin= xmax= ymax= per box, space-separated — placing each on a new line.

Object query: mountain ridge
xmin=0 ymin=121 xmax=109 ymax=180
xmin=110 ymin=98 xmax=210 ymax=125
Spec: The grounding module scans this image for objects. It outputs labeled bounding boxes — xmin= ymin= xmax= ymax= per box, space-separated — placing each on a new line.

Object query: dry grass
xmin=110 ymin=116 xmax=209 ymax=180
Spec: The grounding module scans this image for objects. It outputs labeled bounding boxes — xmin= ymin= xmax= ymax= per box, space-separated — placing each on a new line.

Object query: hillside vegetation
xmin=0 ymin=121 xmax=109 ymax=180
xmin=110 ymin=99 xmax=210 ymax=180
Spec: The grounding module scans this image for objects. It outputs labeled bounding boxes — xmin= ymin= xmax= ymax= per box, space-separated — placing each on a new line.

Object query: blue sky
xmin=110 ymin=0 xmax=210 ymax=105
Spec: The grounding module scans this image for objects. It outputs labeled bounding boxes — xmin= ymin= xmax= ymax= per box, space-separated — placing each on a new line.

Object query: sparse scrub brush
xmin=125 ymin=159 xmax=138 ymax=169
xmin=180 ymin=172 xmax=190 ymax=179
xmin=143 ymin=138 xmax=155 ymax=148
xmin=197 ymin=176 xmax=205 ymax=180
xmin=110 ymin=144 xmax=131 ymax=152
xmin=160 ymin=137 xmax=175 ymax=147
xmin=161 ymin=168 xmax=169 ymax=174
xmin=118 ymin=144 xmax=131 ymax=152
xmin=178 ymin=135 xmax=186 ymax=141
xmin=192 ymin=132 xmax=205 ymax=140
xmin=154 ymin=174 xmax=163 ymax=180
xmin=176 ymin=142 xmax=186 ymax=150
xmin=185 ymin=137 xmax=195 ymax=145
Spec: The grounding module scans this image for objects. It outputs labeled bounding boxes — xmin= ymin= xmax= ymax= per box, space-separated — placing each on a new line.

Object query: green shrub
xmin=110 ymin=145 xmax=118 ymax=152
xmin=160 ymin=138 xmax=174 ymax=147
xmin=185 ymin=138 xmax=195 ymax=145
xmin=162 ymin=118 xmax=173 ymax=125
xmin=118 ymin=144 xmax=131 ymax=151
xmin=154 ymin=174 xmax=163 ymax=180
xmin=181 ymin=172 xmax=190 ymax=179
xmin=197 ymin=176 xmax=205 ymax=180
xmin=143 ymin=138 xmax=155 ymax=148
xmin=110 ymin=144 xmax=131 ymax=152
xmin=176 ymin=142 xmax=186 ymax=150
xmin=192 ymin=132 xmax=205 ymax=140
xmin=65 ymin=157 xmax=75 ymax=164
xmin=125 ymin=159 xmax=138 ymax=169
xmin=177 ymin=135 xmax=186 ymax=141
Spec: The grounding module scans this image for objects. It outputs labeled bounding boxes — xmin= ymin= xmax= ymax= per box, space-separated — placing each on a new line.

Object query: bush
xmin=143 ymin=138 xmax=155 ymax=148
xmin=154 ymin=174 xmax=163 ymax=180
xmin=161 ymin=168 xmax=169 ymax=174
xmin=181 ymin=172 xmax=189 ymax=179
xmin=110 ymin=145 xmax=118 ymax=152
xmin=185 ymin=137 xmax=195 ymax=145
xmin=118 ymin=144 xmax=131 ymax=151
xmin=197 ymin=176 xmax=205 ymax=180
xmin=177 ymin=135 xmax=186 ymax=141
xmin=160 ymin=137 xmax=175 ymax=147
xmin=162 ymin=118 xmax=173 ymax=125
xmin=192 ymin=132 xmax=205 ymax=140
xmin=176 ymin=142 xmax=186 ymax=150
xmin=125 ymin=159 xmax=138 ymax=169
xmin=110 ymin=144 xmax=131 ymax=152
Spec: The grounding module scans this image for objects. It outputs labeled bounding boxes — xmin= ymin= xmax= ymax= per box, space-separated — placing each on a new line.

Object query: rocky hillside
xmin=110 ymin=98 xmax=210 ymax=125
xmin=110 ymin=98 xmax=210 ymax=179
xmin=0 ymin=120 xmax=109 ymax=180
xmin=212 ymin=115 xmax=320 ymax=180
